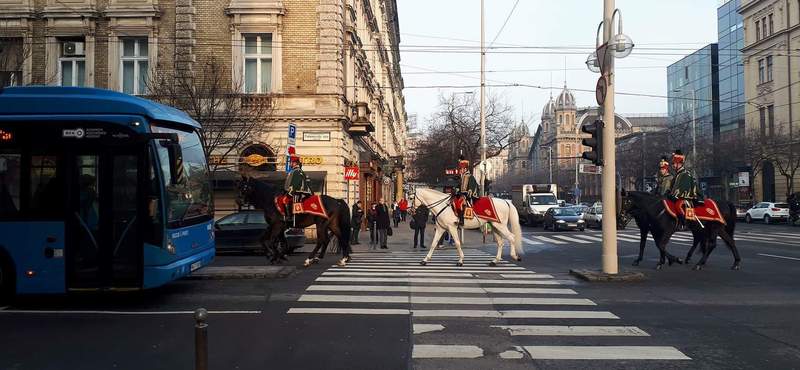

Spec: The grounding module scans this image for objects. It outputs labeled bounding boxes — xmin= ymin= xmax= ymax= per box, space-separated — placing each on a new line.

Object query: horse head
xmin=235 ymin=174 xmax=254 ymax=207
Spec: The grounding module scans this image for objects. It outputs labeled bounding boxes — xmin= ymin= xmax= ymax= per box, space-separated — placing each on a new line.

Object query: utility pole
xmin=601 ymin=0 xmax=618 ymax=274
xmin=480 ymin=0 xmax=487 ymax=196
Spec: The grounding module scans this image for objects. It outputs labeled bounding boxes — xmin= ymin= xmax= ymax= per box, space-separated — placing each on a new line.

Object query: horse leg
xmin=449 ymin=225 xmax=465 ymax=266
xmin=421 ymin=227 xmax=443 ymax=265
xmin=304 ymin=237 xmax=325 ymax=267
xmin=492 ymin=223 xmax=519 ymax=263
xmin=318 ymin=231 xmax=333 ymax=262
xmin=632 ymin=226 xmax=647 ymax=266
xmin=492 ymin=228 xmax=505 ymax=265
xmin=718 ymin=228 xmax=741 ymax=270
xmin=263 ymin=228 xmax=282 ymax=265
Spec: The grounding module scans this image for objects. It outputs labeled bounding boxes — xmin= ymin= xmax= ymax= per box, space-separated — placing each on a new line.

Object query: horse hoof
xmin=338 ymin=261 xmax=346 ymax=267
xmin=668 ymin=259 xmax=675 ymax=266
xmin=675 ymin=258 xmax=683 ymax=265
xmin=345 ymin=256 xmax=352 ymax=262
xmin=282 ymin=255 xmax=290 ymax=261
xmin=489 ymin=261 xmax=497 ymax=267
xmin=302 ymin=261 xmax=310 ymax=267
xmin=685 ymin=258 xmax=692 ymax=264
xmin=631 ymin=261 xmax=640 ymax=266
xmin=514 ymin=256 xmax=522 ymax=262
xmin=732 ymin=265 xmax=740 ymax=270
xmin=420 ymin=261 xmax=427 ymax=266
xmin=456 ymin=262 xmax=463 ymax=267
xmin=654 ymin=264 xmax=662 ymax=270
xmin=693 ymin=265 xmax=702 ymax=271
xmin=312 ymin=259 xmax=320 ymax=264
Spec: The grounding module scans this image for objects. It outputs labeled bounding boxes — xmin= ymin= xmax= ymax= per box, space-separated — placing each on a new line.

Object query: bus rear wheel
xmin=0 ymin=253 xmax=15 ymax=304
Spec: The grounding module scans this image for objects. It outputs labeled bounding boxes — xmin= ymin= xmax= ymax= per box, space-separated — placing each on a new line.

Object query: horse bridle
xmin=415 ymin=192 xmax=453 ymax=218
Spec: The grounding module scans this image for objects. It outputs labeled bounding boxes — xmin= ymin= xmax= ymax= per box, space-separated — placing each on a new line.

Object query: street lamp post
xmin=586 ymin=0 xmax=634 ymax=275
xmin=673 ymin=88 xmax=696 ymax=170
xmin=480 ymin=0 xmax=487 ymax=197
xmin=541 ymin=146 xmax=553 ymax=183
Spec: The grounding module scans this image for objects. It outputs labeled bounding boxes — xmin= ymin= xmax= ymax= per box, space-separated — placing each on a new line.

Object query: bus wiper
xmin=179 ymin=203 xmax=195 ymax=227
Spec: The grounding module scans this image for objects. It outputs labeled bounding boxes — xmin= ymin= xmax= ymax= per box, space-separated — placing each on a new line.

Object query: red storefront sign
xmin=345 ymin=167 xmax=359 ymax=181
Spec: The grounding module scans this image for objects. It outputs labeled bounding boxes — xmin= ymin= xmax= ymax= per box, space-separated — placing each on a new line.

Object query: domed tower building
xmin=507 ymin=121 xmax=533 ymax=174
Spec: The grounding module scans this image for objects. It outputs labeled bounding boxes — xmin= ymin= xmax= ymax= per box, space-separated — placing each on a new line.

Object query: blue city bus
xmin=0 ymin=87 xmax=215 ymax=298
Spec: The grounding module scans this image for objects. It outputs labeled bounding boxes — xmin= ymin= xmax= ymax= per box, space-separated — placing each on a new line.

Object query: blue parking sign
xmin=285 ymin=155 xmax=292 ymax=173
xmin=700 ymin=182 xmax=707 ymax=191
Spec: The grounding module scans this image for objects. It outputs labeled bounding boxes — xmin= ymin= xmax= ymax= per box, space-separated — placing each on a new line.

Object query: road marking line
xmin=0 ymin=310 xmax=261 ymax=315
xmin=493 ymin=325 xmax=649 ymax=336
xmin=413 ymin=345 xmax=483 ymax=359
xmin=521 ymin=237 xmax=544 ymax=245
xmin=571 ymin=234 xmax=603 ymax=242
xmin=348 ymin=258 xmax=509 ymax=263
xmin=306 ymin=285 xmax=578 ymax=294
xmin=758 ymin=253 xmax=800 ymax=261
xmin=414 ymin=324 xmax=444 ymax=334
xmin=411 ymin=297 xmax=596 ymax=305
xmin=344 ymin=262 xmax=513 ymax=266
xmin=499 ymin=348 xmax=526 ymax=359
xmin=289 ymin=308 xmax=617 ymax=319
xmin=299 ymin=294 xmax=409 ymax=303
xmin=551 ymin=235 xmax=591 ymax=244
xmin=315 ymin=277 xmax=560 ymax=285
xmin=335 ymin=267 xmax=531 ymax=273
xmin=531 ymin=236 xmax=567 ymax=244
xmin=499 ymin=274 xmax=555 ymax=279
xmin=764 ymin=232 xmax=800 ymax=239
xmin=523 ymin=346 xmax=691 ymax=360
xmin=321 ymin=272 xmax=544 ymax=278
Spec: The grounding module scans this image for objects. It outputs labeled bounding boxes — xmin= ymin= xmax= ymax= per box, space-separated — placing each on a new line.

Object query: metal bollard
xmin=195 ymin=308 xmax=209 ymax=370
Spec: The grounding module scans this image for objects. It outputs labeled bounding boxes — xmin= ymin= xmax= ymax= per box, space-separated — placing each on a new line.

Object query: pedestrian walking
xmin=367 ymin=203 xmax=377 ymax=245
xmin=399 ymin=198 xmax=408 ymax=221
xmin=376 ymin=198 xmax=391 ymax=249
xmin=412 ymin=205 xmax=429 ymax=249
xmin=351 ymin=200 xmax=363 ymax=245
xmin=392 ymin=202 xmax=401 ymax=228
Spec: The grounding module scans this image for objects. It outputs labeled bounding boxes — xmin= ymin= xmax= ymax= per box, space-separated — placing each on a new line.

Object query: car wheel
xmin=746 ymin=214 xmax=752 ymax=223
xmin=764 ymin=215 xmax=772 ymax=225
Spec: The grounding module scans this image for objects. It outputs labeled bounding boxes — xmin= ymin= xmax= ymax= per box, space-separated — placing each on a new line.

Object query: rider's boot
xmin=458 ymin=209 xmax=465 ymax=226
xmin=285 ymin=204 xmax=292 ymax=223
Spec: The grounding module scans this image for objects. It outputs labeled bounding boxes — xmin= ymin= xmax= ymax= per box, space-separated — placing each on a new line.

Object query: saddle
xmin=663 ymin=198 xmax=726 ymax=225
xmin=276 ymin=194 xmax=329 ymax=219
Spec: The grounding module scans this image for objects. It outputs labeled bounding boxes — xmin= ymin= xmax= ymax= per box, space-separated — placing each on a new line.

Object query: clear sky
xmin=396 ymin=0 xmax=721 ymax=130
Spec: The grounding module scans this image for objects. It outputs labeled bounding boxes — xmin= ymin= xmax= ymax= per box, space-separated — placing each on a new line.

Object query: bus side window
xmin=0 ymin=153 xmax=21 ymax=220
xmin=30 ymin=155 xmax=65 ymax=219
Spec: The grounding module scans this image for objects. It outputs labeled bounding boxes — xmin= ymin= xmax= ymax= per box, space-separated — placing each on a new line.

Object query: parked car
xmin=543 ymin=207 xmax=586 ymax=231
xmin=745 ymin=202 xmax=790 ymax=224
xmin=583 ymin=206 xmax=603 ymax=228
xmin=571 ymin=205 xmax=589 ymax=218
xmin=215 ymin=211 xmax=306 ymax=252
xmin=734 ymin=204 xmax=751 ymax=219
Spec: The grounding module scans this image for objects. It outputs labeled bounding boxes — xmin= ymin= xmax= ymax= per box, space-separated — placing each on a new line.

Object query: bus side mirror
xmin=164 ymin=141 xmax=184 ymax=184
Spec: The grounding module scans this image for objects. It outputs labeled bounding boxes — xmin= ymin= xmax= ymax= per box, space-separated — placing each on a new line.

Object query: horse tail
xmin=337 ymin=199 xmax=352 ymax=255
xmin=725 ymin=201 xmax=736 ymax=239
xmin=507 ymin=200 xmax=524 ymax=256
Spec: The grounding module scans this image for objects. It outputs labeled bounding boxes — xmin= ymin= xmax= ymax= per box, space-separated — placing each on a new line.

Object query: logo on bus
xmin=62 ymin=128 xmax=85 ymax=139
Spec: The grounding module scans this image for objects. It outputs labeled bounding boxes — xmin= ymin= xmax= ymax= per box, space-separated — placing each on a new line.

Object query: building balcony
xmin=241 ymin=94 xmax=274 ymax=109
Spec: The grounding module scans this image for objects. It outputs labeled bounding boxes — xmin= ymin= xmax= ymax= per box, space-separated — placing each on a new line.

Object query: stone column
xmin=175 ymin=0 xmax=196 ymax=78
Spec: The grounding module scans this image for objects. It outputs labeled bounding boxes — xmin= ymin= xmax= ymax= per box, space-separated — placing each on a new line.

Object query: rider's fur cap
xmin=660 ymin=156 xmax=670 ymax=169
xmin=459 ymin=155 xmax=469 ymax=168
xmin=672 ymin=149 xmax=685 ymax=164
xmin=288 ymin=147 xmax=300 ymax=163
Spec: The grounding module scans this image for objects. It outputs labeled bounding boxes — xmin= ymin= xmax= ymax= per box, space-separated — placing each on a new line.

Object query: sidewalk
xmin=350 ymin=218 xmax=492 ymax=253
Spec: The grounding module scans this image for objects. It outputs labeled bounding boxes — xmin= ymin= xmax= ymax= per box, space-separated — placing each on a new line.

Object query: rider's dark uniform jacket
xmin=459 ymin=171 xmax=480 ymax=199
xmin=669 ymin=167 xmax=698 ymax=201
xmin=285 ymin=167 xmax=314 ymax=196
xmin=654 ymin=172 xmax=674 ymax=196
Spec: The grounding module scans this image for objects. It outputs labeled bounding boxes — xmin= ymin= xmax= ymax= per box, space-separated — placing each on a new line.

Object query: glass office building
xmin=667 ymin=44 xmax=720 ymax=149
xmin=718 ymin=0 xmax=745 ymax=135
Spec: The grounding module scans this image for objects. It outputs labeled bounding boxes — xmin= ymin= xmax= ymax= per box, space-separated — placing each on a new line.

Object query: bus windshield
xmin=153 ymin=125 xmax=213 ymax=226
xmin=530 ymin=194 xmax=558 ymax=206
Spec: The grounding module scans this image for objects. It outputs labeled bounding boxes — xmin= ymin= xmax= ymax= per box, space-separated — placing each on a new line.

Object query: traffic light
xmin=581 ymin=118 xmax=604 ymax=166
xmin=484 ymin=179 xmax=492 ymax=193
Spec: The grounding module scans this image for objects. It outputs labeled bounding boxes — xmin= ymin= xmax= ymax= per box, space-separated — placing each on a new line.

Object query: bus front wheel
xmin=0 ymin=251 xmax=15 ymax=304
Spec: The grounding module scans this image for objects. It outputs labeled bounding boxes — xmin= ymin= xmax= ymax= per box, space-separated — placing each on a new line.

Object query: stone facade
xmin=739 ymin=0 xmax=800 ymax=202
xmin=0 ymin=0 xmax=407 ymax=209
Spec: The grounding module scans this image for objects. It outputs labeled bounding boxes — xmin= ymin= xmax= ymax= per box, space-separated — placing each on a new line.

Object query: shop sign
xmin=738 ymin=172 xmax=750 ymax=187
xmin=345 ymin=167 xmax=359 ymax=181
xmin=209 ymin=156 xmax=228 ymax=164
xmin=242 ymin=154 xmax=272 ymax=167
xmin=279 ymin=156 xmax=324 ymax=165
xmin=303 ymin=132 xmax=331 ymax=141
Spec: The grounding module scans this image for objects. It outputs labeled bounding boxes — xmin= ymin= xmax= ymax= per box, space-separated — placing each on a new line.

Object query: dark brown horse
xmin=235 ymin=175 xmax=351 ymax=266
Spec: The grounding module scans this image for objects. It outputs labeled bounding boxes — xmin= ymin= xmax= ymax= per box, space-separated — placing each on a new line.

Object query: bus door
xmin=67 ymin=146 xmax=146 ymax=288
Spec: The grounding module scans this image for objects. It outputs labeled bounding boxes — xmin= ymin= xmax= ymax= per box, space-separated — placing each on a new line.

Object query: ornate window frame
xmin=104 ymin=0 xmax=160 ymax=92
xmin=227 ymin=1 xmax=285 ymax=94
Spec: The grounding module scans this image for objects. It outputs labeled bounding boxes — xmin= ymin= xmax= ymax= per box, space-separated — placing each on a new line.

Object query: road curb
xmin=569 ymin=269 xmax=646 ymax=283
xmin=185 ymin=266 xmax=297 ymax=280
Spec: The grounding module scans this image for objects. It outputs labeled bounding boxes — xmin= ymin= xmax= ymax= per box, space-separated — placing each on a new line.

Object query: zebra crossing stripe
xmin=521 ymin=237 xmax=544 ymax=245
xmin=297 ymin=295 xmax=596 ymax=306
xmin=531 ymin=236 xmax=567 ymax=244
xmin=305 ymin=285 xmax=579 ymax=294
xmin=493 ymin=325 xmax=649 ymax=336
xmin=571 ymin=234 xmax=603 ymax=242
xmin=523 ymin=346 xmax=690 ymax=360
xmin=315 ymin=277 xmax=560 ymax=285
xmin=333 ymin=267 xmax=531 ymax=272
xmin=288 ymin=308 xmax=408 ymax=315
xmin=322 ymin=271 xmax=548 ymax=278
xmin=413 ymin=345 xmax=483 ymax=359
xmin=551 ymin=235 xmax=592 ymax=244
xmin=412 ymin=310 xmax=618 ymax=319
xmin=767 ymin=232 xmax=800 ymax=239
xmin=499 ymin=274 xmax=554 ymax=279
xmin=344 ymin=262 xmax=513 ymax=266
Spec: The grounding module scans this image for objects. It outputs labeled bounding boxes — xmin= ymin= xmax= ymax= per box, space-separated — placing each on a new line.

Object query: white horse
xmin=414 ymin=188 xmax=524 ymax=266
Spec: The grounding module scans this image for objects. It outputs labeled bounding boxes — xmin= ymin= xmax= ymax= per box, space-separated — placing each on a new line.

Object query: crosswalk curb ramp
xmin=287 ymin=251 xmax=691 ymax=364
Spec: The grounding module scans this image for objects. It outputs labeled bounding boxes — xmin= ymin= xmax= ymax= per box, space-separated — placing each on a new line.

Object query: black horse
xmin=788 ymin=193 xmax=800 ymax=226
xmin=619 ymin=190 xmax=741 ymax=270
xmin=626 ymin=205 xmax=708 ymax=269
xmin=235 ymin=175 xmax=352 ymax=266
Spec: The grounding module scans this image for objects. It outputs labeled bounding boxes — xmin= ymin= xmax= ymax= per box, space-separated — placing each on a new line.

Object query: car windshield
xmin=553 ymin=208 xmax=578 ymax=216
xmin=596 ymin=208 xmax=603 ymax=214
xmin=530 ymin=194 xmax=558 ymax=205
xmin=572 ymin=206 xmax=588 ymax=213
xmin=774 ymin=203 xmax=789 ymax=208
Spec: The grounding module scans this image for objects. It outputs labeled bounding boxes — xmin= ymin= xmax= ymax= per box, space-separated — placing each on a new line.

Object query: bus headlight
xmin=166 ymin=235 xmax=177 ymax=255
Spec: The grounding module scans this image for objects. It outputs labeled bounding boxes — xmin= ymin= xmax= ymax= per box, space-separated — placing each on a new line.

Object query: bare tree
xmin=410 ymin=92 xmax=521 ymax=183
xmin=145 ymin=57 xmax=276 ymax=173
xmin=765 ymin=123 xmax=800 ymax=198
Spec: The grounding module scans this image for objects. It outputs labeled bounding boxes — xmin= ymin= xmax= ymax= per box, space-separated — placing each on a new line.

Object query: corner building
xmin=0 ymin=0 xmax=407 ymax=208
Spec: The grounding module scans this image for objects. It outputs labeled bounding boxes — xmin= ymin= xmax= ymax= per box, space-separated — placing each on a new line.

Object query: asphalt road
xmin=1 ymin=220 xmax=799 ymax=370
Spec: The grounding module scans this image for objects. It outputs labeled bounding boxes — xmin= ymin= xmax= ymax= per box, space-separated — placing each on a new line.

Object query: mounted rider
xmin=667 ymin=149 xmax=701 ymax=228
xmin=453 ymin=155 xmax=480 ymax=226
xmin=653 ymin=156 xmax=674 ymax=196
xmin=284 ymin=147 xmax=314 ymax=223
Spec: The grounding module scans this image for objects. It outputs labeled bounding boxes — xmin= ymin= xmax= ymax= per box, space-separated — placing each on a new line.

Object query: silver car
xmin=583 ymin=206 xmax=603 ymax=228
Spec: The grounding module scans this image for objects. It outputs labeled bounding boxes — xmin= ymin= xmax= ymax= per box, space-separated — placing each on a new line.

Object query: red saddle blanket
xmin=663 ymin=198 xmax=726 ymax=225
xmin=275 ymin=195 xmax=329 ymax=219
xmin=472 ymin=197 xmax=501 ymax=223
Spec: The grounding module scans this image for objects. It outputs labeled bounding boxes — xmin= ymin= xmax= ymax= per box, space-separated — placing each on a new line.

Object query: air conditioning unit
xmin=62 ymin=42 xmax=85 ymax=56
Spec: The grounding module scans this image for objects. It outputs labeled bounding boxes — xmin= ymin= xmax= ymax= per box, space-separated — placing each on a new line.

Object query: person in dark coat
xmin=366 ymin=203 xmax=377 ymax=245
xmin=351 ymin=200 xmax=364 ymax=245
xmin=392 ymin=201 xmax=401 ymax=228
xmin=412 ymin=205 xmax=429 ymax=249
xmin=375 ymin=198 xmax=391 ymax=249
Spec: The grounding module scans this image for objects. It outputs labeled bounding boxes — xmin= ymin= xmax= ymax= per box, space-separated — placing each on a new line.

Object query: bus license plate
xmin=190 ymin=261 xmax=202 ymax=272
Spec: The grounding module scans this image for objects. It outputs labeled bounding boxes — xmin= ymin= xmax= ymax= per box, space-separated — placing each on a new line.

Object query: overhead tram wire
xmin=488 ymin=0 xmax=522 ymax=49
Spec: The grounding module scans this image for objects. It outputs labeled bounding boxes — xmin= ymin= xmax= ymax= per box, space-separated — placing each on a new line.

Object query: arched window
xmin=239 ymin=144 xmax=276 ymax=171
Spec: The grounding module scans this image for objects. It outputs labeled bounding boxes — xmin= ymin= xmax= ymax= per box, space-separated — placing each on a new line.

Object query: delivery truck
xmin=511 ymin=184 xmax=559 ymax=226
